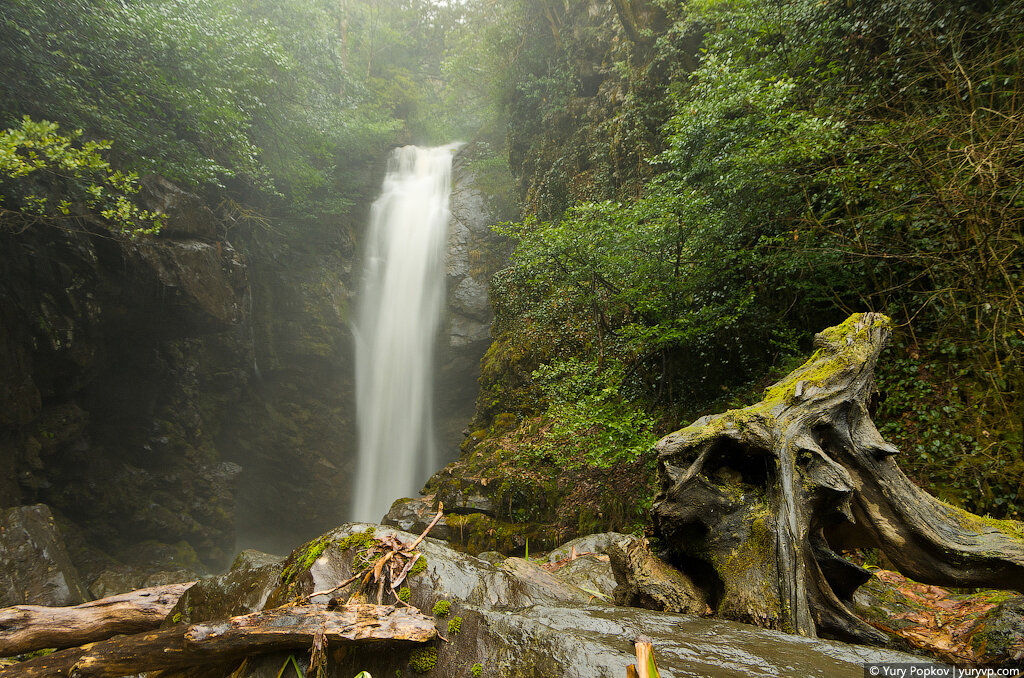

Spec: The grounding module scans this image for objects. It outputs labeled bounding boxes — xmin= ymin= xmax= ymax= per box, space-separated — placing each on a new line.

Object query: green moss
xmin=761 ymin=313 xmax=890 ymax=407
xmin=409 ymin=647 xmax=438 ymax=673
xmin=409 ymin=554 xmax=428 ymax=576
xmin=491 ymin=412 xmax=518 ymax=435
xmin=398 ymin=586 xmax=412 ymax=602
xmin=172 ymin=612 xmax=182 ymax=624
xmin=716 ymin=504 xmax=774 ymax=579
xmin=432 ymin=599 xmax=451 ymax=617
xmin=337 ymin=528 xmax=380 ymax=570
xmin=447 ymin=616 xmax=462 ymax=635
xmin=280 ymin=528 xmax=380 ymax=586
xmin=337 ymin=527 xmax=379 ymax=552
xmin=471 ymin=663 xmax=483 ymax=677
xmin=280 ymin=534 xmax=333 ymax=585
xmin=973 ymin=589 xmax=1017 ymax=605
xmin=940 ymin=501 xmax=1024 ymax=545
xmin=708 ymin=500 xmax=780 ymax=623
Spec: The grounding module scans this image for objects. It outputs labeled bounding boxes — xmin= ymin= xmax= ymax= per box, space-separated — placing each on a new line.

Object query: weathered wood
xmin=0 ymin=603 xmax=436 ymax=678
xmin=0 ymin=582 xmax=194 ymax=657
xmin=652 ymin=313 xmax=1024 ymax=643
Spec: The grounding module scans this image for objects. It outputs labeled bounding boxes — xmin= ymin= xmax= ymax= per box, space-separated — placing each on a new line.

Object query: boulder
xmin=434 ymin=478 xmax=497 ymax=516
xmin=166 ymin=549 xmax=284 ymax=625
xmin=381 ymin=497 xmax=453 ymax=541
xmin=178 ymin=522 xmax=942 ymax=678
xmin=88 ymin=566 xmax=197 ymax=600
xmin=553 ymin=555 xmax=618 ymax=601
xmin=0 ymin=504 xmax=87 ymax=606
xmin=543 ymin=532 xmax=640 ymax=601
xmin=546 ymin=532 xmax=636 ymax=562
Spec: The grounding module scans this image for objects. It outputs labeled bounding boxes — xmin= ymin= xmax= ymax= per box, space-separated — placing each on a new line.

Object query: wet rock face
xmin=0 ymin=504 xmax=87 ymax=606
xmin=0 ymin=209 xmax=249 ymax=571
xmin=222 ymin=222 xmax=358 ymax=555
xmin=138 ymin=175 xmax=219 ymax=240
xmin=167 ymin=549 xmax=284 ymax=625
xmin=178 ymin=522 xmax=938 ymax=678
xmin=435 ymin=146 xmax=510 ymax=465
xmin=0 ymin=175 xmax=364 ymax=573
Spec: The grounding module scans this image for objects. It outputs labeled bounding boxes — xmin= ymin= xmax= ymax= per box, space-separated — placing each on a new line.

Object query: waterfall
xmin=351 ymin=144 xmax=459 ymax=523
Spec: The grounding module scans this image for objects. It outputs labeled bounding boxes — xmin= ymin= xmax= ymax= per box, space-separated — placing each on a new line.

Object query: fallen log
xmin=0 ymin=582 xmax=194 ymax=657
xmin=0 ymin=603 xmax=436 ymax=678
xmin=652 ymin=313 xmax=1024 ymax=643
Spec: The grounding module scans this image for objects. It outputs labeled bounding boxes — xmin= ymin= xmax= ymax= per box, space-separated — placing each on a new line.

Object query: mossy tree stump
xmin=652 ymin=313 xmax=1024 ymax=643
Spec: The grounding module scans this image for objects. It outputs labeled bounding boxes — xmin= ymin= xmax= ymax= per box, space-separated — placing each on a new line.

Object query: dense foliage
xmin=1 ymin=0 xmax=1019 ymax=522
xmin=0 ymin=0 xmax=474 ymax=231
xmin=465 ymin=0 xmax=1023 ymax=519
xmin=0 ymin=117 xmax=163 ymax=236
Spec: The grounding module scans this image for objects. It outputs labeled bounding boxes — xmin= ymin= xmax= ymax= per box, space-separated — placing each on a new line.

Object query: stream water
xmin=351 ymin=144 xmax=459 ymax=523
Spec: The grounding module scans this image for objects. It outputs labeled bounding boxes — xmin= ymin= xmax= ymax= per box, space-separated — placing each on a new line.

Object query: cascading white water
xmin=351 ymin=144 xmax=459 ymax=523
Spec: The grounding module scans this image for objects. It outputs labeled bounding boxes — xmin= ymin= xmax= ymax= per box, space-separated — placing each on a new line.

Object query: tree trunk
xmin=652 ymin=313 xmax=1024 ymax=643
xmin=609 ymin=0 xmax=647 ymax=46
xmin=0 ymin=603 xmax=436 ymax=678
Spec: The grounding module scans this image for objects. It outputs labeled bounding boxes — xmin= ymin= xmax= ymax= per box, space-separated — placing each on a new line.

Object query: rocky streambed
xmin=6 ymin=509 xmax=1024 ymax=676
xmin=142 ymin=524 xmax=941 ymax=677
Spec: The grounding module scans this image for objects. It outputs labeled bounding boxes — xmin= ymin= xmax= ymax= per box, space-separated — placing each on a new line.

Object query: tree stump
xmin=652 ymin=313 xmax=1024 ymax=643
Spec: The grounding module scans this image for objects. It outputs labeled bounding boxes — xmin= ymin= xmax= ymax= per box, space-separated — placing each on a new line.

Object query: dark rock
xmin=113 ymin=539 xmax=205 ymax=575
xmin=87 ymin=566 xmax=197 ymax=600
xmin=609 ymin=537 xmax=708 ymax=615
xmin=0 ymin=171 xmax=359 ymax=573
xmin=230 ymin=548 xmax=285 ymax=571
xmin=381 ymin=497 xmax=452 ymax=541
xmin=0 ymin=216 xmax=248 ymax=570
xmin=0 ymin=504 xmax=87 ymax=606
xmin=130 ymin=238 xmax=246 ymax=329
xmin=546 ymin=532 xmax=636 ymax=562
xmin=87 ymin=567 xmax=145 ymax=600
xmin=434 ymin=477 xmax=497 ymax=516
xmin=224 ymin=223 xmax=358 ymax=556
xmin=167 ymin=549 xmax=283 ymax=625
xmin=553 ymin=555 xmax=618 ymax=601
xmin=138 ymin=176 xmax=219 ymax=240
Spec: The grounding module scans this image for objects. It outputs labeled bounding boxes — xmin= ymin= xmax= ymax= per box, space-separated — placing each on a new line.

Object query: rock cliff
xmin=0 ymin=149 xmax=504 ymax=590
